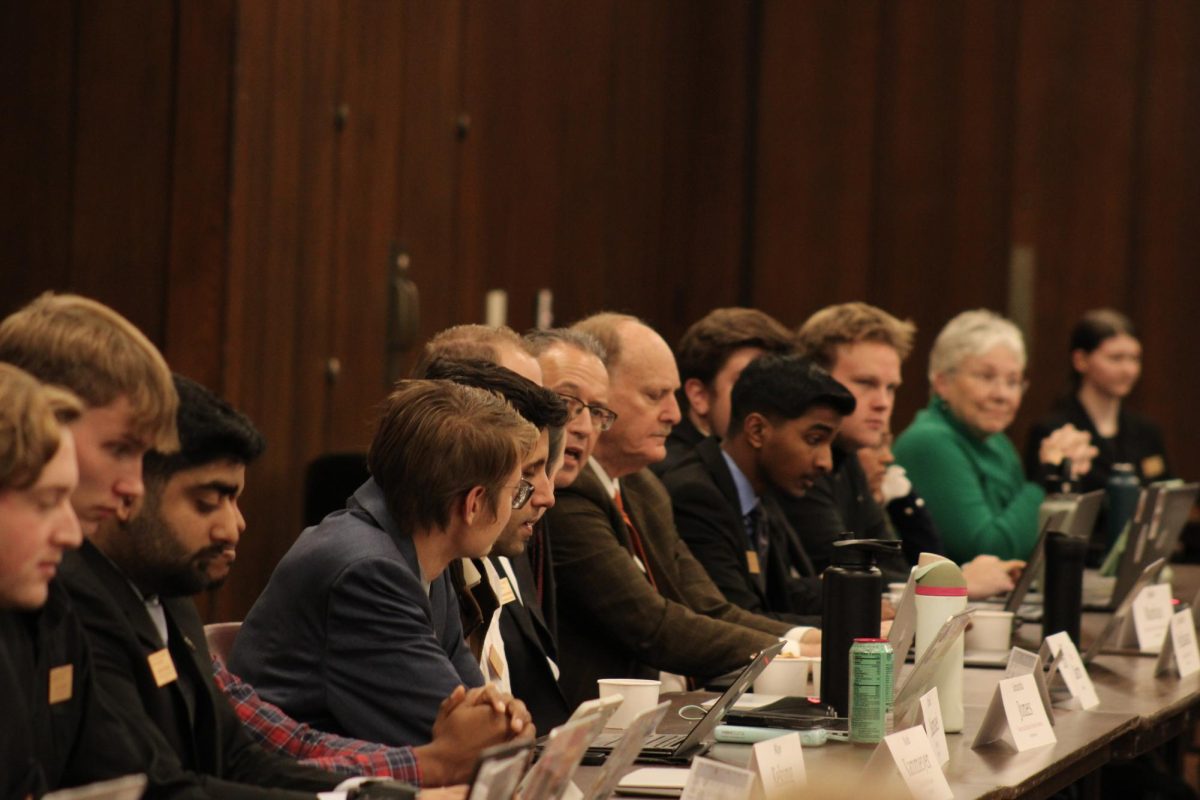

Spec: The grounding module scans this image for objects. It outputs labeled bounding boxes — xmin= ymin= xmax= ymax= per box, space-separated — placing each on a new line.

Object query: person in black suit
xmin=416 ymin=356 xmax=573 ymax=732
xmin=662 ymin=354 xmax=855 ymax=625
xmin=1024 ymin=309 xmax=1171 ymax=496
xmin=59 ymin=375 xmax=345 ymax=798
xmin=654 ymin=308 xmax=795 ymax=477
xmin=0 ymin=363 xmax=196 ymax=798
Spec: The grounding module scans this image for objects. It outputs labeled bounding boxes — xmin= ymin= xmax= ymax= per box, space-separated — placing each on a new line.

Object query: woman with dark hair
xmin=1024 ymin=309 xmax=1171 ymax=493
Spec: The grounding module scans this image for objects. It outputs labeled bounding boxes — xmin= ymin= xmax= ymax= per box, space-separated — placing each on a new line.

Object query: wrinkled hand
xmin=417 ymin=685 xmax=536 ymax=786
xmin=1039 ymin=424 xmax=1098 ymax=479
xmin=962 ymin=554 xmax=1026 ymax=600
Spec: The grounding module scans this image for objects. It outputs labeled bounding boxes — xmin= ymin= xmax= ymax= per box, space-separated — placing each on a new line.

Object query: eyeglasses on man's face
xmin=510 ymin=478 xmax=534 ymax=510
xmin=556 ymin=392 xmax=618 ymax=432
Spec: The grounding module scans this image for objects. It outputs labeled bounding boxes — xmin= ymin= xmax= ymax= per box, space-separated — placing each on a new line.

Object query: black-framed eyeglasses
xmin=556 ymin=392 xmax=618 ymax=432
xmin=510 ymin=478 xmax=534 ymax=510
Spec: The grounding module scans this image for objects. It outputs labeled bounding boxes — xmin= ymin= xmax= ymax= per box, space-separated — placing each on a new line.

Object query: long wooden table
xmin=582 ymin=565 xmax=1200 ymax=799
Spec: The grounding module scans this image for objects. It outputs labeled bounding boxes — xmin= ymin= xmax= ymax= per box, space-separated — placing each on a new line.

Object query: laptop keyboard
xmin=589 ymin=731 xmax=684 ymax=751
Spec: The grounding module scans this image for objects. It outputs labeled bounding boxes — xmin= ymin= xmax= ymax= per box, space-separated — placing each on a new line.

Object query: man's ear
xmin=683 ymin=378 xmax=712 ymax=417
xmin=461 ymin=485 xmax=490 ymax=526
xmin=743 ymin=412 xmax=769 ymax=449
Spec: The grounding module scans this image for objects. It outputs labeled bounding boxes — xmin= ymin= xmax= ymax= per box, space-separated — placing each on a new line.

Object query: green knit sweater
xmin=893 ymin=396 xmax=1045 ymax=563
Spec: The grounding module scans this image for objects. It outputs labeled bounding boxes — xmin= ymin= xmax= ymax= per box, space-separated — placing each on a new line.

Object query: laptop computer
xmin=586 ymin=639 xmax=785 ymax=765
xmin=1083 ymin=483 xmax=1198 ymax=611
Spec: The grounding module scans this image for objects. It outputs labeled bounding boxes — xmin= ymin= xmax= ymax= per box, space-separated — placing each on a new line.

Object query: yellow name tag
xmin=487 ymin=645 xmax=505 ymax=679
xmin=48 ymin=664 xmax=73 ymax=705
xmin=746 ymin=550 xmax=761 ymax=575
xmin=1142 ymin=454 xmax=1166 ymax=479
xmin=495 ymin=577 xmax=517 ymax=606
xmin=148 ymin=648 xmax=178 ymax=688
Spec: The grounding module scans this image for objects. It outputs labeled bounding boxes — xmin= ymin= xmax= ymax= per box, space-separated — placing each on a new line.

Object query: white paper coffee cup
xmin=597 ymin=678 xmax=661 ymax=728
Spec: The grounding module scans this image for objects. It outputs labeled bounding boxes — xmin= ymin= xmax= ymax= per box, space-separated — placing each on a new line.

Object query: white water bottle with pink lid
xmin=914 ymin=553 xmax=968 ymax=732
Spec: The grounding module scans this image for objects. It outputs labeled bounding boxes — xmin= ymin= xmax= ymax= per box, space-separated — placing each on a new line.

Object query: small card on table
xmin=862 ymin=725 xmax=953 ymax=800
xmin=971 ymin=675 xmax=1057 ymax=752
xmin=747 ymin=733 xmax=805 ymax=799
xmin=1041 ymin=632 xmax=1099 ymax=710
xmin=1155 ymin=607 xmax=1200 ymax=678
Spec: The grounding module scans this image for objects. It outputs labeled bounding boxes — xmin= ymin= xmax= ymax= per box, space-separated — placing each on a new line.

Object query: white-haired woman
xmin=893 ymin=310 xmax=1095 ymax=563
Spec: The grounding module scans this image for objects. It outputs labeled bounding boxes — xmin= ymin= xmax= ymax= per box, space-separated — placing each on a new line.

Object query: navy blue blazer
xmin=231 ymin=479 xmax=484 ymax=747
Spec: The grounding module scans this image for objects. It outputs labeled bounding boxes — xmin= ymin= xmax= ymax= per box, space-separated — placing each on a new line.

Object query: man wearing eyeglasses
xmin=415 ymin=356 xmax=573 ymax=733
xmin=232 ymin=379 xmax=538 ymax=747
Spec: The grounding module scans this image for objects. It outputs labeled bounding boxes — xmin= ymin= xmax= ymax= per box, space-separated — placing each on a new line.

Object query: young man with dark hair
xmin=657 ymin=308 xmax=795 ymax=475
xmin=59 ymin=374 xmax=345 ymax=798
xmin=233 ymin=380 xmax=537 ymax=746
xmin=417 ymin=357 xmax=573 ymax=731
xmin=662 ymin=355 xmax=854 ymax=623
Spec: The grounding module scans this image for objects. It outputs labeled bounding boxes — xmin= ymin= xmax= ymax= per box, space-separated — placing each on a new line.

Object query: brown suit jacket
xmin=546 ymin=463 xmax=788 ymax=706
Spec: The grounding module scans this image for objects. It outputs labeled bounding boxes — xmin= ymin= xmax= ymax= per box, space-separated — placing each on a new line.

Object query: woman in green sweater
xmin=893 ymin=310 xmax=1095 ymax=563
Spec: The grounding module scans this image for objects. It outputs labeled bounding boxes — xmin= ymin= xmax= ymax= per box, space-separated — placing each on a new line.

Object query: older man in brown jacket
xmin=542 ymin=314 xmax=816 ymax=706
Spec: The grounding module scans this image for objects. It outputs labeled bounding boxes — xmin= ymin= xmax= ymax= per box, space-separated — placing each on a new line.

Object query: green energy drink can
xmin=849 ymin=637 xmax=894 ymax=745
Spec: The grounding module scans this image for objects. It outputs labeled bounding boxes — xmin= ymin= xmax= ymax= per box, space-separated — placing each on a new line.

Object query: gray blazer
xmin=230 ymin=479 xmax=484 ymax=747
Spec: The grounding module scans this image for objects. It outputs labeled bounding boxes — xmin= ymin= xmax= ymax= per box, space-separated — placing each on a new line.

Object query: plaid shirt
xmin=211 ymin=655 xmax=422 ymax=784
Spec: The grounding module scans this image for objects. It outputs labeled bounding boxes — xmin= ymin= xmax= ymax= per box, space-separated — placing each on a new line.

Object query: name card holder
xmin=1154 ymin=605 xmax=1200 ymax=678
xmin=1040 ymin=633 xmax=1100 ymax=710
xmin=1121 ymin=583 xmax=1173 ymax=653
xmin=861 ymin=725 xmax=953 ymax=800
xmin=747 ymin=733 xmax=805 ymax=800
xmin=971 ymin=675 xmax=1057 ymax=752
xmin=1003 ymin=647 xmax=1055 ymax=724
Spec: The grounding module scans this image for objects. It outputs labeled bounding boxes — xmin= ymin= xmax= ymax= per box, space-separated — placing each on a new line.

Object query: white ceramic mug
xmin=965 ymin=609 xmax=1015 ymax=652
xmin=597 ymin=678 xmax=661 ymax=728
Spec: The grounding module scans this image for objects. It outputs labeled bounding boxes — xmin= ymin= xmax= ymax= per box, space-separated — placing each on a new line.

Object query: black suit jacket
xmin=60 ymin=541 xmax=338 ymax=799
xmin=662 ymin=438 xmax=822 ymax=624
xmin=497 ymin=554 xmax=571 ymax=731
xmin=0 ymin=585 xmax=201 ymax=799
xmin=773 ymin=445 xmax=910 ymax=582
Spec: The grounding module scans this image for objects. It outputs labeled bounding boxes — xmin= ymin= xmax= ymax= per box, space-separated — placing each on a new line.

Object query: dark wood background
xmin=3 ymin=0 xmax=1197 ymax=622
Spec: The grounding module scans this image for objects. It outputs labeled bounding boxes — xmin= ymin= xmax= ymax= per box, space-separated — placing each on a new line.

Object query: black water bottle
xmin=820 ymin=537 xmax=903 ymax=716
xmin=1043 ymin=531 xmax=1088 ymax=645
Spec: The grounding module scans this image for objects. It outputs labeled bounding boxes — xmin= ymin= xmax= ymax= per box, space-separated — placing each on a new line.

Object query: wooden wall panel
xmin=0 ymin=0 xmax=74 ymax=310
xmin=69 ymin=0 xmax=175 ymax=341
xmin=325 ymin=0 xmax=408 ymax=446
xmin=871 ymin=0 xmax=1018 ymax=432
xmin=393 ymin=0 xmax=466 ymax=372
xmin=752 ymin=0 xmax=882 ymax=322
xmin=1128 ymin=2 xmax=1200 ymax=484
xmin=1007 ymin=0 xmax=1145 ymax=447
xmin=163 ymin=0 xmax=237 ymax=393
xmin=216 ymin=0 xmax=344 ymax=622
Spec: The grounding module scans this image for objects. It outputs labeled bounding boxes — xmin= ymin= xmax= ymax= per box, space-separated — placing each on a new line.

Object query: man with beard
xmin=417 ymin=358 xmax=572 ymax=731
xmin=62 ymin=375 xmax=504 ymax=797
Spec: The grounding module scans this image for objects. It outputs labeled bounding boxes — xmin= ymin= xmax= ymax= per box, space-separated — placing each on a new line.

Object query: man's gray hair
xmin=928 ymin=309 xmax=1026 ymax=382
xmin=524 ymin=327 xmax=608 ymax=363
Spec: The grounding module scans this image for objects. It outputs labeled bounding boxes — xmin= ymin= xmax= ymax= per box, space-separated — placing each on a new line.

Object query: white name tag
xmin=1155 ymin=608 xmax=1200 ymax=678
xmin=680 ymin=757 xmax=756 ymax=800
xmin=1042 ymin=632 xmax=1100 ymax=710
xmin=972 ymin=675 xmax=1057 ymax=752
xmin=1131 ymin=583 xmax=1174 ymax=653
xmin=747 ymin=732 xmax=805 ymax=798
xmin=862 ymin=725 xmax=952 ymax=800
xmin=495 ymin=577 xmax=517 ymax=606
xmin=918 ymin=688 xmax=950 ymax=767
